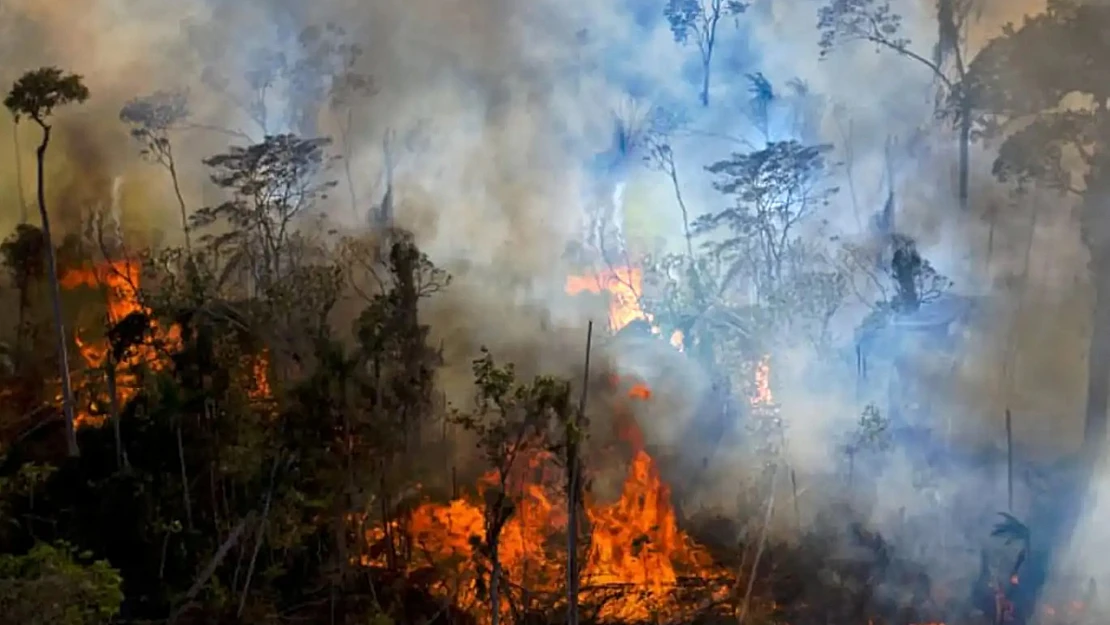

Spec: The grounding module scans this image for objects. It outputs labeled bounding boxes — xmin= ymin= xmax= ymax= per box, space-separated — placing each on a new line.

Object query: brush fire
xmin=51 ymin=261 xmax=1087 ymax=625
xmin=60 ymin=259 xmax=271 ymax=426
xmin=62 ymin=261 xmax=751 ymax=621
xmin=356 ymin=266 xmax=763 ymax=623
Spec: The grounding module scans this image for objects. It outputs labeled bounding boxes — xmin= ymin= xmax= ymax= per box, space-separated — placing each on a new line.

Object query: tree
xmin=0 ymin=541 xmax=122 ymax=625
xmin=696 ymin=140 xmax=840 ymax=317
xmin=198 ymin=22 xmax=372 ymax=138
xmin=956 ymin=0 xmax=1110 ymax=459
xmin=4 ymin=67 xmax=90 ymax=457
xmin=817 ymin=0 xmax=981 ymax=211
xmin=119 ymin=91 xmax=193 ymax=251
xmin=191 ymin=134 xmax=337 ymax=294
xmin=665 ymin=0 xmax=748 ymax=107
xmin=451 ymin=349 xmax=570 ymax=625
xmin=1 ymin=225 xmax=45 ymax=369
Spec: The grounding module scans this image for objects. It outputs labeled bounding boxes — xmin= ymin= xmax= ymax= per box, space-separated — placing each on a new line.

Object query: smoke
xmin=3 ymin=0 xmax=1103 ymax=606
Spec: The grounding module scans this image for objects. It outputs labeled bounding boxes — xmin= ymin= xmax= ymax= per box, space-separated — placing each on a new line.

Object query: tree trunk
xmin=490 ymin=535 xmax=501 ymax=625
xmin=1083 ymin=267 xmax=1110 ymax=463
xmin=35 ymin=123 xmax=79 ymax=457
xmin=176 ymin=423 xmax=194 ymax=531
xmin=700 ymin=59 xmax=711 ymax=108
xmin=958 ymin=97 xmax=971 ymax=211
xmin=106 ymin=362 xmax=126 ymax=470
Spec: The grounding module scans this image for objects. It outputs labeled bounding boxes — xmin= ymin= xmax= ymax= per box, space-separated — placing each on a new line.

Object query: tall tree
xmin=665 ymin=0 xmax=749 ymax=107
xmin=191 ymin=134 xmax=337 ymax=294
xmin=119 ymin=91 xmax=193 ymax=251
xmin=696 ymin=140 xmax=842 ymax=322
xmin=4 ymin=67 xmax=90 ymax=457
xmin=957 ymin=0 xmax=1110 ymax=460
xmin=817 ymin=0 xmax=981 ymax=211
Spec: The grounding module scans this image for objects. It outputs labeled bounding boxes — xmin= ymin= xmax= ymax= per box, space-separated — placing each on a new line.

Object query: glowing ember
xmin=752 ymin=355 xmax=772 ymax=406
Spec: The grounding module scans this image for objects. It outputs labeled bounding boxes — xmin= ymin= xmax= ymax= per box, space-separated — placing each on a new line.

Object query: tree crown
xmin=4 ymin=67 xmax=89 ymax=124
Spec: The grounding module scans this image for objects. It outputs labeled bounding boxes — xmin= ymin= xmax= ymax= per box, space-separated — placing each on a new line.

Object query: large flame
xmin=59 ymin=260 xmax=181 ymax=427
xmin=565 ymin=266 xmax=648 ymax=333
xmin=365 ymin=384 xmax=728 ymax=622
xmin=360 ymin=267 xmax=755 ymax=622
xmin=565 ymin=265 xmax=683 ymax=349
xmin=59 ymin=259 xmax=271 ymax=426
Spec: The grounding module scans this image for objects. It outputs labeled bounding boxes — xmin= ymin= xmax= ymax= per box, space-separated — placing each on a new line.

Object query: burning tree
xmin=451 ymin=350 xmax=572 ymax=625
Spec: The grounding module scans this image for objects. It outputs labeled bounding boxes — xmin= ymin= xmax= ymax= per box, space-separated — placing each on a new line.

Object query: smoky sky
xmin=2 ymin=0 xmax=1096 ymax=533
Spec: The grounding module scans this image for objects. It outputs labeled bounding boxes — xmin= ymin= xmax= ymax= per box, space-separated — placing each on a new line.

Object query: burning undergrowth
xmin=22 ymin=253 xmax=1098 ymax=625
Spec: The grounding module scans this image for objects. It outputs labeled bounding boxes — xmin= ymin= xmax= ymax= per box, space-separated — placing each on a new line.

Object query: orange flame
xmin=752 ymin=355 xmax=772 ymax=407
xmin=60 ymin=259 xmax=271 ymax=426
xmin=565 ymin=266 xmax=682 ymax=348
xmin=365 ymin=383 xmax=727 ymax=622
xmin=360 ymin=268 xmax=744 ymax=622
xmin=565 ymin=266 xmax=647 ymax=333
xmin=60 ymin=261 xmax=181 ymax=427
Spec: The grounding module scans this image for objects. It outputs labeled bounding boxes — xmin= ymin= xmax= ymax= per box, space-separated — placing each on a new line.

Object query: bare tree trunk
xmin=738 ymin=465 xmax=777 ymax=624
xmin=238 ymin=454 xmax=280 ymax=617
xmin=106 ymin=361 xmax=127 ymax=470
xmin=700 ymin=58 xmax=711 ymax=108
xmin=490 ymin=534 xmax=502 ymax=625
xmin=167 ymin=154 xmax=191 ymax=252
xmin=1083 ymin=269 xmax=1110 ymax=464
xmin=34 ymin=122 xmax=79 ymax=457
xmin=566 ymin=321 xmax=592 ymax=625
xmin=177 ymin=423 xmax=194 ymax=531
xmin=168 ymin=512 xmax=255 ymax=625
xmin=958 ymin=97 xmax=971 ymax=211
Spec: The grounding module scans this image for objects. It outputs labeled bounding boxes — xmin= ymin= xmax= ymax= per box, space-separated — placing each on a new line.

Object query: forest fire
xmin=59 ymin=260 xmax=181 ymax=427
xmin=365 ymin=382 xmax=732 ymax=622
xmin=58 ymin=260 xmax=271 ymax=427
xmin=565 ymin=266 xmax=647 ymax=333
xmin=361 ymin=267 xmax=758 ymax=622
xmin=565 ymin=265 xmax=684 ymax=349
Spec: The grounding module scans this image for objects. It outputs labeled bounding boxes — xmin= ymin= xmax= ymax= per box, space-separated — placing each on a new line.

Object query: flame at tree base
xmin=365 ymin=387 xmax=732 ymax=624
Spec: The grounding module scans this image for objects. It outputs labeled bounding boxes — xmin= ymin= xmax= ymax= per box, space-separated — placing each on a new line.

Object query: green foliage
xmin=959 ymin=1 xmax=1110 ymax=189
xmin=190 ymin=134 xmax=338 ymax=290
xmin=693 ymin=141 xmax=844 ymax=337
xmin=888 ymin=234 xmax=951 ymax=313
xmin=195 ymin=134 xmax=337 ymax=231
xmin=455 ymin=348 xmax=572 ymax=462
xmin=845 ymin=403 xmax=892 ymax=456
xmin=4 ymin=67 xmax=89 ymax=123
xmin=0 ymin=541 xmax=122 ymax=625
